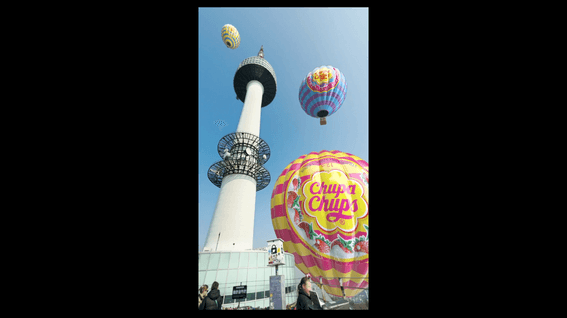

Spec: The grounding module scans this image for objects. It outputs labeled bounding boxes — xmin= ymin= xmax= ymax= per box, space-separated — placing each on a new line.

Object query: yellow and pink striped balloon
xmin=270 ymin=150 xmax=368 ymax=297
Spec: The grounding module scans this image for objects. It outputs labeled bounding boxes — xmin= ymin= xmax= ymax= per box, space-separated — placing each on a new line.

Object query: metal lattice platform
xmin=208 ymin=159 xmax=271 ymax=191
xmin=217 ymin=132 xmax=270 ymax=165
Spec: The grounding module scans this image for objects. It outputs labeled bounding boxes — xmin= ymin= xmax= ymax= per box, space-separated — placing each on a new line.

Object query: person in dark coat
xmin=198 ymin=285 xmax=208 ymax=308
xmin=199 ymin=281 xmax=223 ymax=310
xmin=296 ymin=276 xmax=321 ymax=310
xmin=310 ymin=288 xmax=322 ymax=309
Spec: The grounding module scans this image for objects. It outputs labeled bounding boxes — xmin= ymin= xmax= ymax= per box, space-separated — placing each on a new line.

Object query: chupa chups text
xmin=307 ymin=181 xmax=358 ymax=222
xmin=301 ymin=170 xmax=367 ymax=233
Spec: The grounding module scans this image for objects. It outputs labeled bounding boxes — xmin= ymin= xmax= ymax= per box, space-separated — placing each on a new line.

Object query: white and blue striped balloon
xmin=299 ymin=65 xmax=347 ymax=119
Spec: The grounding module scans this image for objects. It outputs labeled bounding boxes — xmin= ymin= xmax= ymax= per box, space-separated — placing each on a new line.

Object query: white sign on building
xmin=267 ymin=238 xmax=285 ymax=266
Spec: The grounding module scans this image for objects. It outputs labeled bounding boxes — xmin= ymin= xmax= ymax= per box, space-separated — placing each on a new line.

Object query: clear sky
xmin=199 ymin=8 xmax=368 ymax=256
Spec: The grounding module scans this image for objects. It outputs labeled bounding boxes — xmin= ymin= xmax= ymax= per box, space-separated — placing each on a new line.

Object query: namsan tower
xmin=204 ymin=46 xmax=277 ymax=252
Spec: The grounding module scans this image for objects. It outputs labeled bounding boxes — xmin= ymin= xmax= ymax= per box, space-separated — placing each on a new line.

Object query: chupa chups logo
xmin=302 ymin=170 xmax=367 ymax=233
xmin=306 ymin=67 xmax=340 ymax=93
xmin=313 ymin=67 xmax=332 ymax=85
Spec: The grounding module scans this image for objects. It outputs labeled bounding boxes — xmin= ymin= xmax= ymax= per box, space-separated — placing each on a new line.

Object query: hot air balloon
xmin=271 ymin=150 xmax=368 ymax=298
xmin=221 ymin=24 xmax=240 ymax=49
xmin=299 ymin=65 xmax=347 ymax=125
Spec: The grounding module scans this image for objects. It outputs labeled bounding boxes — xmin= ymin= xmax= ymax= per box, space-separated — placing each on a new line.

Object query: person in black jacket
xmin=198 ymin=285 xmax=208 ymax=308
xmin=199 ymin=281 xmax=224 ymax=310
xmin=296 ymin=276 xmax=321 ymax=310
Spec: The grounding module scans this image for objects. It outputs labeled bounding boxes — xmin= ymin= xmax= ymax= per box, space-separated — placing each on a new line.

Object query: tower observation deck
xmin=234 ymin=46 xmax=277 ymax=107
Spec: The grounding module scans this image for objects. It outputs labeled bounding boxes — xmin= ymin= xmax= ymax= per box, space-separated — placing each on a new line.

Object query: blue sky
xmin=199 ymin=8 xmax=368 ymax=253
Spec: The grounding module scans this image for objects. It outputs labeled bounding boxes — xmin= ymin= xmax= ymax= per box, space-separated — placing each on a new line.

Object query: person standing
xmin=199 ymin=281 xmax=223 ymax=310
xmin=296 ymin=276 xmax=321 ymax=310
xmin=198 ymin=285 xmax=208 ymax=308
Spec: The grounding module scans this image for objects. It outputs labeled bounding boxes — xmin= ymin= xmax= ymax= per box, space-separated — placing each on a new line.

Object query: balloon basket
xmin=320 ymin=117 xmax=327 ymax=125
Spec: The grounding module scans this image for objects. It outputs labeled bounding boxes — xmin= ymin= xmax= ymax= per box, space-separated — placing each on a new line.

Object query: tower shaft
xmin=204 ymin=80 xmax=266 ymax=252
xmin=203 ymin=173 xmax=257 ymax=251
xmin=205 ymin=47 xmax=276 ymax=252
xmin=236 ymin=80 xmax=263 ymax=136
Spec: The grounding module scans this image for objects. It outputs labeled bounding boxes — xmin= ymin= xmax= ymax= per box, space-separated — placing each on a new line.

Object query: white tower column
xmin=203 ymin=81 xmax=265 ymax=252
xmin=203 ymin=174 xmax=257 ymax=251
xmin=236 ymin=80 xmax=264 ymax=136
xmin=205 ymin=47 xmax=276 ymax=252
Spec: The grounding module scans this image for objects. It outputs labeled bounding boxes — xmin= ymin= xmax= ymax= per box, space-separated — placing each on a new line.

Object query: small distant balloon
xmin=221 ymin=24 xmax=240 ymax=49
xmin=214 ymin=120 xmax=227 ymax=131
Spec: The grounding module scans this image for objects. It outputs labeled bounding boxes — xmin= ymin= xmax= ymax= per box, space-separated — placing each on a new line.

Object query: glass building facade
xmin=198 ymin=250 xmax=297 ymax=308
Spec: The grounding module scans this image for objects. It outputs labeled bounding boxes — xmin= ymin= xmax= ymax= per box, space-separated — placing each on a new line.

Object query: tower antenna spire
xmin=258 ymin=45 xmax=264 ymax=58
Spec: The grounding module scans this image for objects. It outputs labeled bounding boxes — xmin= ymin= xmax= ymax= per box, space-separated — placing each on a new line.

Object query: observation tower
xmin=204 ymin=46 xmax=277 ymax=252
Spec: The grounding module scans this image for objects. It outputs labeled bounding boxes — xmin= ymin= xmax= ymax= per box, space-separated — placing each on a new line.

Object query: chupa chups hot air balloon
xmin=271 ymin=150 xmax=368 ymax=298
xmin=221 ymin=24 xmax=240 ymax=49
xmin=299 ymin=65 xmax=347 ymax=125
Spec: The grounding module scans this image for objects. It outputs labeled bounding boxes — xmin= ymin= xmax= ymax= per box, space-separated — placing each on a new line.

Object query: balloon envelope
xmin=298 ymin=66 xmax=347 ymax=119
xmin=271 ymin=150 xmax=368 ymax=297
xmin=221 ymin=24 xmax=240 ymax=49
